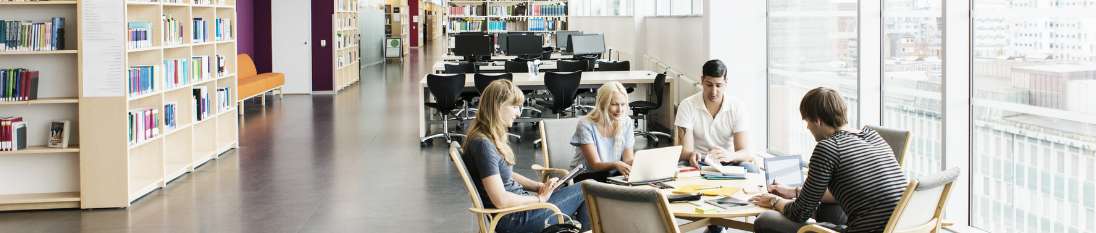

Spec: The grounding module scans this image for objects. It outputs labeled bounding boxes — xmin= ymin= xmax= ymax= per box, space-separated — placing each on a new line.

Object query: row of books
xmin=337 ymin=14 xmax=357 ymax=29
xmin=0 ymin=69 xmax=40 ymax=102
xmin=528 ymin=4 xmax=566 ymax=16
xmin=164 ymin=103 xmax=177 ymax=130
xmin=215 ymin=87 xmax=231 ymax=112
xmin=527 ymin=18 xmax=561 ymax=31
xmin=128 ymin=65 xmax=158 ymax=97
xmin=336 ymin=0 xmax=358 ymax=12
xmin=193 ymin=17 xmax=211 ymax=42
xmin=448 ymin=19 xmax=484 ymax=33
xmin=192 ymin=0 xmax=227 ymax=5
xmin=215 ymin=54 xmax=226 ymax=76
xmin=1 ymin=18 xmax=66 ymax=51
xmin=193 ymin=86 xmax=210 ymax=121
xmin=163 ymin=15 xmax=184 ymax=46
xmin=128 ymin=21 xmax=153 ymax=49
xmin=127 ymin=108 xmax=160 ymax=145
xmin=162 ymin=55 xmax=214 ymax=90
xmin=449 ymin=5 xmax=485 ymax=16
xmin=214 ymin=17 xmax=232 ymax=41
xmin=0 ymin=117 xmax=26 ymax=152
xmin=337 ymin=48 xmax=358 ymax=67
xmin=335 ymin=31 xmax=357 ymax=48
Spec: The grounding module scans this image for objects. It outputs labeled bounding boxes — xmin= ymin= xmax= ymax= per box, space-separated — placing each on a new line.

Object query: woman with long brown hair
xmin=460 ymin=79 xmax=589 ymax=233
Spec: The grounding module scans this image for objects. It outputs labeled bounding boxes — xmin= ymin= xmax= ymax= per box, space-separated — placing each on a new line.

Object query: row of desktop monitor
xmin=451 ymin=31 xmax=605 ymax=59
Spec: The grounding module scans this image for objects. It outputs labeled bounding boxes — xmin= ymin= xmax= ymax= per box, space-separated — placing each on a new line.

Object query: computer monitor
xmin=570 ymin=34 xmax=605 ymax=56
xmin=505 ymin=33 xmax=544 ymax=58
xmin=452 ymin=32 xmax=493 ymax=60
xmin=555 ymin=31 xmax=581 ymax=52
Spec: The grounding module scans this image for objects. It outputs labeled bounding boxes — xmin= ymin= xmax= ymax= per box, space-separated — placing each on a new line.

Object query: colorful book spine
xmin=0 ymin=117 xmax=26 ymax=151
xmin=128 ymin=21 xmax=152 ymax=49
xmin=163 ymin=15 xmax=184 ymax=46
xmin=192 ymin=17 xmax=208 ymax=43
xmin=214 ymin=17 xmax=232 ymax=41
xmin=216 ymin=87 xmax=232 ymax=112
xmin=164 ymin=103 xmax=177 ymax=130
xmin=128 ymin=65 xmax=158 ymax=97
xmin=0 ymin=17 xmax=65 ymax=51
xmin=163 ymin=58 xmax=191 ymax=89
xmin=127 ymin=108 xmax=160 ymax=145
xmin=191 ymin=56 xmax=211 ymax=82
xmin=0 ymin=68 xmax=40 ymax=102
xmin=192 ymin=86 xmax=209 ymax=121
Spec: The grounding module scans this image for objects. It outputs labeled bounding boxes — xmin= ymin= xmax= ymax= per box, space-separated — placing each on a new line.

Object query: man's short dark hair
xmin=702 ymin=59 xmax=727 ymax=79
xmin=799 ymin=87 xmax=848 ymax=128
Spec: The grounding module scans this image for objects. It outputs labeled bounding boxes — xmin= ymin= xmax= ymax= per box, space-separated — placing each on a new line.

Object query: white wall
xmin=569 ymin=16 xmax=640 ymax=62
xmin=705 ymin=0 xmax=767 ymax=151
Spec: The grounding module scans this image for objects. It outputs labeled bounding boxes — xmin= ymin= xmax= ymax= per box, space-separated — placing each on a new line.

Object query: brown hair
xmin=799 ymin=87 xmax=848 ymax=128
xmin=463 ymin=79 xmax=525 ymax=165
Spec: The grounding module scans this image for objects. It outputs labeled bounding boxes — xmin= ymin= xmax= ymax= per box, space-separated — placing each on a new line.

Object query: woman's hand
xmin=537 ymin=178 xmax=560 ymax=202
xmin=749 ymin=193 xmax=784 ymax=209
xmin=613 ymin=161 xmax=632 ymax=176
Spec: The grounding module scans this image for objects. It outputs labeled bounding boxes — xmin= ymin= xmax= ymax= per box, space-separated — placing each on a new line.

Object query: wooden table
xmin=417 ymin=71 xmax=669 ymax=138
xmin=662 ymin=172 xmax=770 ymax=232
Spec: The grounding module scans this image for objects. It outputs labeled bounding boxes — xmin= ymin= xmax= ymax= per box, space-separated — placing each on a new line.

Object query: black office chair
xmin=630 ymin=72 xmax=671 ymax=146
xmin=596 ymin=60 xmax=630 ymax=71
xmin=556 ymin=60 xmax=588 ymax=72
xmin=422 ymin=74 xmax=469 ymax=145
xmin=504 ymin=60 xmax=528 ymax=73
xmin=443 ymin=62 xmax=476 ymax=74
xmin=541 ymin=72 xmax=584 ymax=118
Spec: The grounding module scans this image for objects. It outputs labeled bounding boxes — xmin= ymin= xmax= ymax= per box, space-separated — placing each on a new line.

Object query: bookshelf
xmin=446 ymin=0 xmax=567 ymax=33
xmin=333 ymin=0 xmax=359 ymax=92
xmin=384 ymin=0 xmax=408 ymax=56
xmin=79 ymin=0 xmax=239 ymax=208
xmin=0 ymin=0 xmax=83 ymax=211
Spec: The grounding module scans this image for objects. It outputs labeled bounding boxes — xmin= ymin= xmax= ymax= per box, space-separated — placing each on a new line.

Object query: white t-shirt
xmin=674 ymin=93 xmax=747 ymax=157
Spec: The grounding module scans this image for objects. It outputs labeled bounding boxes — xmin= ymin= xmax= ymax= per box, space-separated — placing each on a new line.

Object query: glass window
xmin=972 ymin=1 xmax=1096 ymax=232
xmin=767 ymin=0 xmax=860 ymax=157
xmin=882 ymin=0 xmax=943 ymax=179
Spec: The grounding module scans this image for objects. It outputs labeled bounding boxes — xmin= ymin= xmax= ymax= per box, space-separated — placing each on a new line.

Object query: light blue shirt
xmin=570 ymin=117 xmax=635 ymax=170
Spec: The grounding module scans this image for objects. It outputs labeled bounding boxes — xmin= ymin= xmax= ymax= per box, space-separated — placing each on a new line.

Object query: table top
xmin=663 ymin=171 xmax=771 ymax=218
xmin=421 ymin=70 xmax=664 ymax=87
xmin=433 ymin=60 xmax=560 ymax=72
xmin=442 ymin=53 xmax=573 ymax=61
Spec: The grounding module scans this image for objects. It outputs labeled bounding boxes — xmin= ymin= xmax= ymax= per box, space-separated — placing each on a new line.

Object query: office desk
xmin=418 ymin=71 xmax=669 ymax=138
xmin=442 ymin=53 xmax=573 ymax=61
xmin=433 ymin=61 xmax=559 ymax=73
xmin=664 ymin=172 xmax=769 ymax=232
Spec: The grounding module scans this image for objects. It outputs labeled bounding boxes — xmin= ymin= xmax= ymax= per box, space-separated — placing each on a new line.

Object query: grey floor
xmin=0 ymin=41 xmax=694 ymax=233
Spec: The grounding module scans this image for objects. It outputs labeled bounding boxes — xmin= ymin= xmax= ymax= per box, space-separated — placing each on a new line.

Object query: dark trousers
xmin=754 ymin=203 xmax=848 ymax=233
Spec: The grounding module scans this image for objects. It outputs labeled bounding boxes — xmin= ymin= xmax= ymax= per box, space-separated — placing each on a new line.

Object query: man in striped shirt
xmin=750 ymin=87 xmax=909 ymax=233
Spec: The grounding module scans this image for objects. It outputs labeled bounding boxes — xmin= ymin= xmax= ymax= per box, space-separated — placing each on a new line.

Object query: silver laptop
xmin=763 ymin=155 xmax=804 ymax=187
xmin=608 ymin=146 xmax=683 ymax=185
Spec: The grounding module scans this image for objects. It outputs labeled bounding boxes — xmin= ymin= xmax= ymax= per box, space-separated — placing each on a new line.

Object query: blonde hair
xmin=586 ymin=81 xmax=629 ymax=139
xmin=464 ymin=79 xmax=525 ymax=165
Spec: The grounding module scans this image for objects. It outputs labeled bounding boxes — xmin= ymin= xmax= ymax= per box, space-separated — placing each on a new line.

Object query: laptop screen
xmin=764 ymin=155 xmax=804 ymax=187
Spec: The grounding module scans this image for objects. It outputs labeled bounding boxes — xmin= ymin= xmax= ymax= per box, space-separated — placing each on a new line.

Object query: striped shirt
xmin=782 ymin=128 xmax=909 ymax=233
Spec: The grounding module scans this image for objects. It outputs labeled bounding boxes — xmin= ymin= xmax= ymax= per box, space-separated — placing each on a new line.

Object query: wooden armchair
xmin=798 ymin=168 xmax=960 ymax=233
xmin=532 ymin=118 xmax=581 ymax=182
xmin=448 ymin=142 xmax=564 ymax=233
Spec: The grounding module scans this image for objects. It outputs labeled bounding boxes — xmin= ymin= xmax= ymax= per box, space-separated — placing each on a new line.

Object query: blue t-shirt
xmin=569 ymin=117 xmax=635 ymax=170
xmin=463 ymin=137 xmax=531 ymax=209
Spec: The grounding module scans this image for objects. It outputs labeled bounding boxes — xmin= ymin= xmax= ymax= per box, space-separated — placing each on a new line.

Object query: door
xmin=272 ymin=0 xmax=312 ymax=94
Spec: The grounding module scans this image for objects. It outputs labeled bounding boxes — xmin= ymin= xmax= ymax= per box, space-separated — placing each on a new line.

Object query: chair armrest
xmin=531 ymin=164 xmax=571 ymax=176
xmin=469 ymin=202 xmax=563 ymax=215
xmin=798 ymin=224 xmax=840 ymax=233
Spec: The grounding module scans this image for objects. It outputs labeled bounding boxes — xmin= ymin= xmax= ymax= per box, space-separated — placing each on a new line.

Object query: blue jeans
xmin=496 ymin=184 xmax=590 ymax=233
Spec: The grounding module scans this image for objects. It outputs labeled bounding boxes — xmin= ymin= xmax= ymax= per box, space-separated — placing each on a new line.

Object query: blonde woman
xmin=461 ymin=80 xmax=589 ymax=233
xmin=570 ymin=81 xmax=636 ymax=182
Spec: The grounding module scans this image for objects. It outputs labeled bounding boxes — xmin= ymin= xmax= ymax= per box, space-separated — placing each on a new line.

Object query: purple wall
xmin=311 ymin=0 xmax=334 ymax=91
xmin=235 ymin=0 xmax=272 ymax=73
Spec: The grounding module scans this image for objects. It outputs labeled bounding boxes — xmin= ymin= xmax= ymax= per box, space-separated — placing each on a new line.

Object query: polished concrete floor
xmin=0 ymin=41 xmax=691 ymax=233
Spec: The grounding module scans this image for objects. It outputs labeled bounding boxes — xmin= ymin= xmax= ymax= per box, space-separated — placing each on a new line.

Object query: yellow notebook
xmin=672 ymin=184 xmax=741 ymax=196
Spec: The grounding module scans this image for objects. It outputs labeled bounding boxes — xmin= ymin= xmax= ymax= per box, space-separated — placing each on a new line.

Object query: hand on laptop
xmin=767 ymin=181 xmax=799 ymax=199
xmin=613 ymin=161 xmax=632 ymax=176
xmin=537 ymin=177 xmax=560 ymax=202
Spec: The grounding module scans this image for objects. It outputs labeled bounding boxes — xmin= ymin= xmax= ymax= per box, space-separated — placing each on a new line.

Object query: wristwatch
xmin=769 ymin=196 xmax=780 ymax=208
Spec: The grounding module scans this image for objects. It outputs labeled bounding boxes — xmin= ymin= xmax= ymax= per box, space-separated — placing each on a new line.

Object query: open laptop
xmin=763 ymin=155 xmax=805 ymax=187
xmin=608 ymin=146 xmax=683 ymax=185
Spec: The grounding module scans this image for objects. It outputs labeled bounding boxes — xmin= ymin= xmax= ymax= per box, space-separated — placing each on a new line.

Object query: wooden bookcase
xmin=0 ymin=0 xmax=83 ymax=211
xmin=333 ymin=0 xmax=359 ymax=92
xmin=384 ymin=0 xmax=408 ymax=56
xmin=445 ymin=0 xmax=568 ymax=47
xmin=79 ymin=0 xmax=239 ymax=208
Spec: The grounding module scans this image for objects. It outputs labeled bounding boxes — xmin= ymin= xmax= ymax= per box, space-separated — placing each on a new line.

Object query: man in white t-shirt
xmin=674 ymin=59 xmax=757 ymax=172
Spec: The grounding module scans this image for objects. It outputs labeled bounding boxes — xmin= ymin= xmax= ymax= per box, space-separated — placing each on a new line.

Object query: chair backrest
xmin=474 ymin=73 xmax=514 ymax=94
xmin=449 ymin=142 xmax=490 ymax=233
xmin=557 ymin=60 xmax=588 ymax=72
xmin=237 ymin=53 xmax=258 ymax=78
xmin=651 ymin=72 xmax=667 ymax=107
xmin=539 ymin=118 xmax=582 ymax=179
xmin=866 ymin=125 xmax=912 ymax=167
xmin=596 ymin=60 xmax=630 ymax=71
xmin=504 ymin=60 xmax=528 ymax=73
xmin=427 ymin=74 xmax=468 ymax=112
xmin=544 ymin=72 xmax=583 ymax=113
xmin=444 ymin=62 xmax=476 ymax=74
xmin=884 ymin=167 xmax=960 ymax=233
xmin=581 ymin=181 xmax=681 ymax=233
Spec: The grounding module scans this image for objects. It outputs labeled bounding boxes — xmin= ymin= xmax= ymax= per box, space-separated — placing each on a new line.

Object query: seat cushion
xmin=238 ymin=78 xmax=267 ymax=99
xmin=257 ymin=73 xmax=285 ymax=90
xmin=237 ymin=54 xmax=259 ymax=79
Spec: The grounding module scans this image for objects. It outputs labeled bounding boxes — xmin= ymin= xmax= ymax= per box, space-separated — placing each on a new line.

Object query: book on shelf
xmin=215 ymin=55 xmax=225 ymax=76
xmin=192 ymin=17 xmax=208 ymax=43
xmin=0 ymin=117 xmax=26 ymax=152
xmin=191 ymin=56 xmax=211 ymax=81
xmin=47 ymin=120 xmax=69 ymax=148
xmin=488 ymin=4 xmax=526 ymax=17
xmin=128 ymin=65 xmax=158 ymax=97
xmin=1 ymin=17 xmax=65 ymax=51
xmin=449 ymin=5 xmax=483 ymax=16
xmin=529 ymin=4 xmax=566 ymax=16
xmin=191 ymin=0 xmax=225 ymax=5
xmin=214 ymin=17 xmax=231 ymax=41
xmin=127 ymin=21 xmax=152 ymax=49
xmin=215 ymin=87 xmax=231 ymax=112
xmin=163 ymin=102 xmax=177 ymax=130
xmin=163 ymin=14 xmax=184 ymax=46
xmin=0 ymin=68 xmax=40 ymax=101
xmin=127 ymin=108 xmax=160 ymax=145
xmin=164 ymin=58 xmax=191 ymax=89
xmin=192 ymin=86 xmax=209 ymax=121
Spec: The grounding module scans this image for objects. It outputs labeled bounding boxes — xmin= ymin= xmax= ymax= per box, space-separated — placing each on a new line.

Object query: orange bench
xmin=237 ymin=53 xmax=285 ymax=114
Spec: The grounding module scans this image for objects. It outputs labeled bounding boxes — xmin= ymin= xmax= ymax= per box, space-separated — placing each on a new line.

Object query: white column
xmin=943 ymin=0 xmax=972 ymax=226
xmin=858 ymin=0 xmax=882 ymax=127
